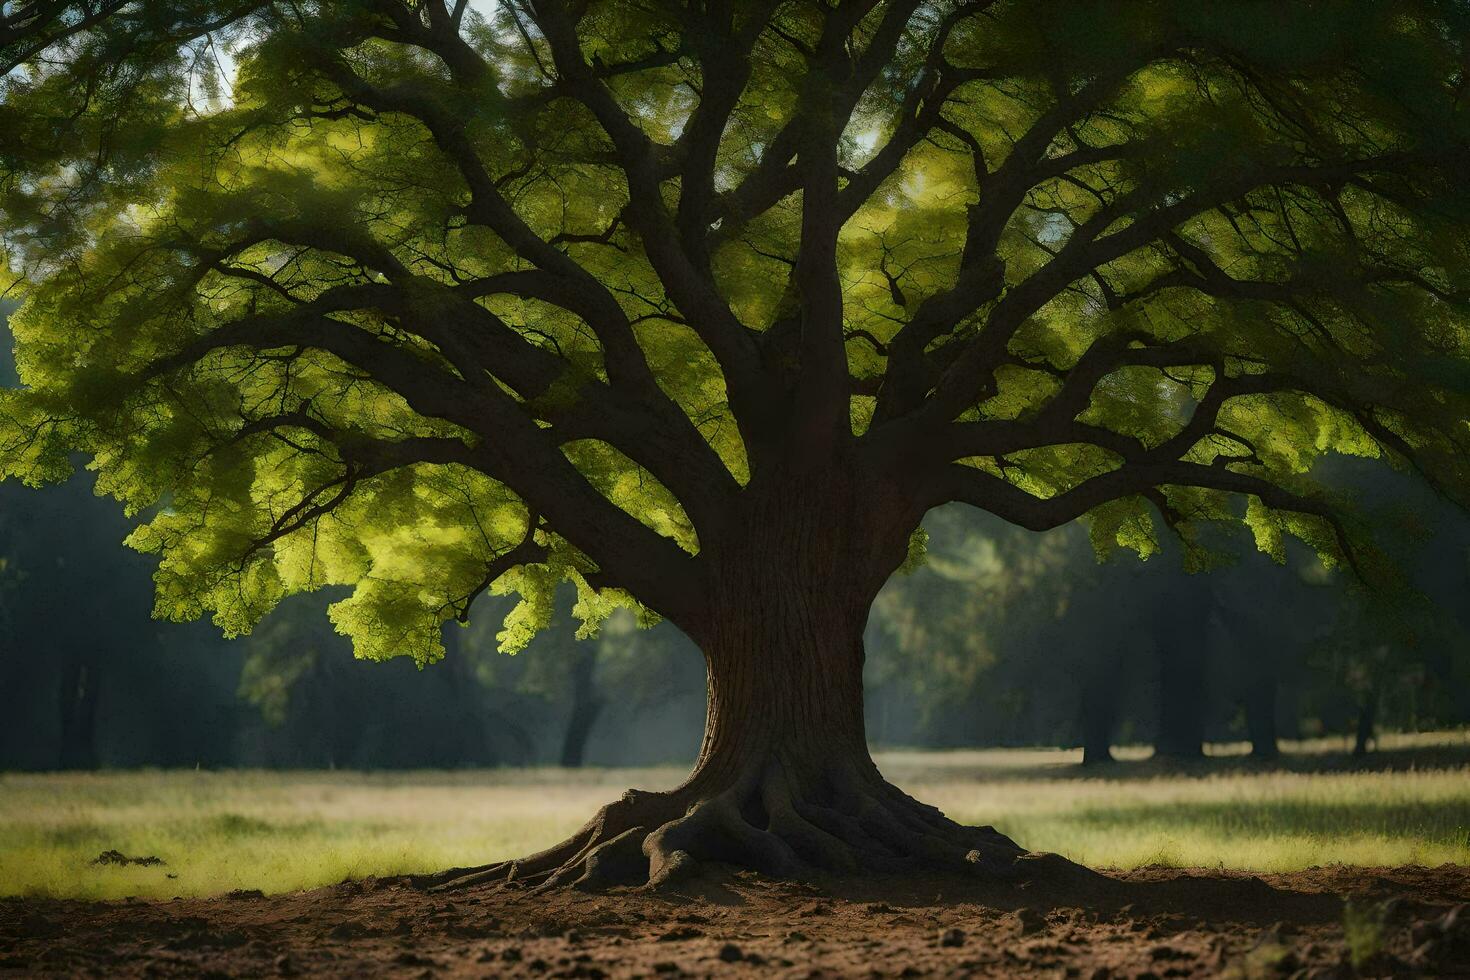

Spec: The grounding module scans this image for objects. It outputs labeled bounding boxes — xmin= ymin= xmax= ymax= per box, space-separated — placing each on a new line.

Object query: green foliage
xmin=1087 ymin=497 xmax=1160 ymax=562
xmin=3 ymin=0 xmax=1469 ymax=668
xmin=870 ymin=505 xmax=1084 ymax=730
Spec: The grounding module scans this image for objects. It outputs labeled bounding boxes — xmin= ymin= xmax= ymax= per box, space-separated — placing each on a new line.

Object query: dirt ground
xmin=2 ymin=863 xmax=1467 ymax=978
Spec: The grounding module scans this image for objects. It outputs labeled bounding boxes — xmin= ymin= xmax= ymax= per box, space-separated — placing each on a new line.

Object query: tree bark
xmin=426 ymin=466 xmax=1040 ymax=891
xmin=429 ymin=608 xmax=1024 ymax=892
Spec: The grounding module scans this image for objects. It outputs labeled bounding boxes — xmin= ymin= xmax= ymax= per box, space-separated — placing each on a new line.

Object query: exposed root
xmin=425 ymin=761 xmax=1075 ymax=894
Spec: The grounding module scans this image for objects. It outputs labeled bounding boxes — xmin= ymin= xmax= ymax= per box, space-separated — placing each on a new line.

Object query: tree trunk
xmin=441 ymin=622 xmax=500 ymax=767
xmin=1155 ymin=648 xmax=1206 ymax=759
xmin=1078 ymin=649 xmax=1122 ymax=766
xmin=1352 ymin=686 xmax=1378 ymax=758
xmin=57 ymin=654 xmax=99 ymax=770
xmin=1079 ymin=699 xmax=1116 ymax=766
xmin=1154 ymin=580 xmax=1212 ymax=760
xmin=1244 ymin=673 xmax=1279 ymax=760
xmin=425 ymin=468 xmax=1043 ymax=892
xmin=429 ymin=607 xmax=1024 ymax=892
xmin=559 ymin=649 xmax=603 ymax=769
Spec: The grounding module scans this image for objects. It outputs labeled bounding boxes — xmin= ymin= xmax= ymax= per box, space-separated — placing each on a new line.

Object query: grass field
xmin=3 ymin=733 xmax=1468 ymax=901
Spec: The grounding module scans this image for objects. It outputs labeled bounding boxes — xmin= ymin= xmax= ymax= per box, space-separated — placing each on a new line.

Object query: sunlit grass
xmin=2 ymin=735 xmax=1467 ymax=900
xmin=918 ymin=767 xmax=1470 ymax=873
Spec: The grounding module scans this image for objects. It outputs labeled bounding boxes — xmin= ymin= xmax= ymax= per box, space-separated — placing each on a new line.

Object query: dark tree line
xmin=6 ymin=411 xmax=1466 ymax=773
xmin=866 ymin=466 xmax=1470 ymax=765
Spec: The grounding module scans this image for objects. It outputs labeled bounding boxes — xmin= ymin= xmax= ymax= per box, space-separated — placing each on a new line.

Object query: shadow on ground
xmin=2 ymin=861 xmax=1466 ymax=977
xmin=884 ymin=741 xmax=1470 ymax=783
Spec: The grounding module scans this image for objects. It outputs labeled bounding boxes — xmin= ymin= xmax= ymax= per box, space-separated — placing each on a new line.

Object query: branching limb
xmin=937 ymin=458 xmax=1363 ymax=576
xmin=142 ymin=304 xmax=708 ymax=622
xmin=448 ymin=517 xmax=549 ymax=623
xmin=525 ymin=0 xmax=769 ymax=423
xmin=910 ymin=150 xmax=1429 ymax=429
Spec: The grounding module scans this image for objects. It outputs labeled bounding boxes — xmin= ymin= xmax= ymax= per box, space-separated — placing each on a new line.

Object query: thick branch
xmin=937 ymin=458 xmax=1360 ymax=573
xmin=143 ymin=303 xmax=708 ymax=620
xmin=913 ymin=152 xmax=1426 ymax=428
xmin=527 ymin=0 xmax=769 ymax=425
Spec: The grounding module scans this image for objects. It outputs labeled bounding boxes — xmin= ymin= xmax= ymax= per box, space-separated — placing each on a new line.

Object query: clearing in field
xmin=3 ymin=737 xmax=1469 ymax=901
xmin=3 ymin=739 xmax=1470 ymax=977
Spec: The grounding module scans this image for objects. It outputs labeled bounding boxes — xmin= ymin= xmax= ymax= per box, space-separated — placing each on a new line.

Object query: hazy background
xmin=4 ymin=302 xmax=1469 ymax=772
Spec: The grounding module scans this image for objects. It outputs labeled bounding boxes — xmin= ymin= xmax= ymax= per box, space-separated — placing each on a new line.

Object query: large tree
xmin=3 ymin=0 xmax=1469 ymax=889
xmin=1 ymin=2 xmax=263 ymax=200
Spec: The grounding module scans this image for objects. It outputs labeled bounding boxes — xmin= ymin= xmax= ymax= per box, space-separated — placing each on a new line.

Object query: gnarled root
xmin=425 ymin=761 xmax=1059 ymax=894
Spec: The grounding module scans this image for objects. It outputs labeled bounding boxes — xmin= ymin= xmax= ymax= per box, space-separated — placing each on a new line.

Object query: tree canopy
xmin=4 ymin=0 xmax=1469 ymax=663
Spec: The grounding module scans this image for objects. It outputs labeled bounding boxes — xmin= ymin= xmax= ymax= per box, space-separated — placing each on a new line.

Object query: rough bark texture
xmin=427 ymin=465 xmax=1037 ymax=892
xmin=427 ymin=625 xmax=1025 ymax=892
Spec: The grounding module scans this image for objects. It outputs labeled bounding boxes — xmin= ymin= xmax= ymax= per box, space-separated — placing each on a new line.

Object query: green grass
xmin=2 ymin=734 xmax=1468 ymax=900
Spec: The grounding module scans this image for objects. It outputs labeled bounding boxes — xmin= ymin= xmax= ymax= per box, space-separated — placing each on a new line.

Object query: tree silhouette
xmin=4 ymin=1 xmax=1469 ymax=887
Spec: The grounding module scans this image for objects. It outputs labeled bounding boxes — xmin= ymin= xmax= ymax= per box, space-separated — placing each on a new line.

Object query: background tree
xmin=0 ymin=302 xmax=251 ymax=769
xmin=4 ymin=298 xmax=708 ymax=772
xmin=868 ymin=507 xmax=1340 ymax=764
xmin=238 ymin=595 xmax=519 ymax=767
xmin=466 ymin=590 xmax=702 ymax=768
xmin=1301 ymin=461 xmax=1470 ymax=756
xmin=863 ymin=505 xmax=1153 ymax=761
xmin=4 ymin=0 xmax=1470 ymax=890
xmin=242 ymin=587 xmax=705 ymax=770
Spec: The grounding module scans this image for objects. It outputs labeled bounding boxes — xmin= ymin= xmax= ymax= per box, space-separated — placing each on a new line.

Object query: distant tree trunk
xmin=559 ymin=649 xmax=604 ymax=768
xmin=1078 ymin=652 xmax=1122 ymax=765
xmin=441 ymin=623 xmax=499 ymax=766
xmin=1156 ymin=654 xmax=1205 ymax=759
xmin=57 ymin=654 xmax=99 ymax=770
xmin=1154 ymin=581 xmax=1212 ymax=760
xmin=1079 ymin=706 xmax=1115 ymax=765
xmin=1243 ymin=674 xmax=1279 ymax=760
xmin=1216 ymin=603 xmax=1280 ymax=760
xmin=1352 ymin=686 xmax=1379 ymax=757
